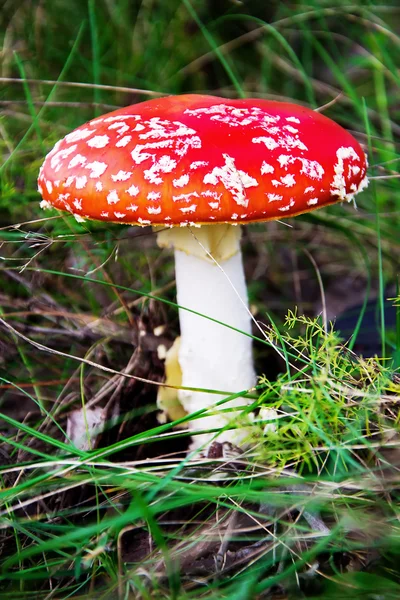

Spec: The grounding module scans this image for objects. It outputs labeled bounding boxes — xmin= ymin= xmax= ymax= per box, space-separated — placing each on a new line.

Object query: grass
xmin=0 ymin=0 xmax=400 ymax=598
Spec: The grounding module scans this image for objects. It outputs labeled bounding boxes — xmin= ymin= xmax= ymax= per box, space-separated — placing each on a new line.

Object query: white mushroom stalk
xmin=157 ymin=224 xmax=256 ymax=449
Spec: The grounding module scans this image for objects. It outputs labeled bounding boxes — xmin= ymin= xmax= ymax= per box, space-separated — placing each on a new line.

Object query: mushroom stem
xmin=157 ymin=224 xmax=256 ymax=449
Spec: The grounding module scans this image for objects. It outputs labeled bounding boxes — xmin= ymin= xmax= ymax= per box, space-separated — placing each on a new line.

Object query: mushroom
xmin=38 ymin=94 xmax=368 ymax=450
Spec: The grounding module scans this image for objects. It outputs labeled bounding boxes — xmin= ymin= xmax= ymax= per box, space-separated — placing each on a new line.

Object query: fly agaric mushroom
xmin=38 ymin=94 xmax=368 ymax=450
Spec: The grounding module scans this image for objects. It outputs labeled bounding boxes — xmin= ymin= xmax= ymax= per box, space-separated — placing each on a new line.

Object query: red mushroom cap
xmin=38 ymin=94 xmax=368 ymax=226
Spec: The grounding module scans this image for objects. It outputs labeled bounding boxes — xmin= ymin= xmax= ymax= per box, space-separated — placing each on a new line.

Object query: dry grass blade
xmin=0 ymin=77 xmax=167 ymax=97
